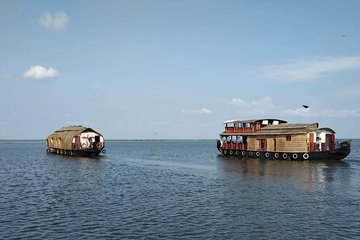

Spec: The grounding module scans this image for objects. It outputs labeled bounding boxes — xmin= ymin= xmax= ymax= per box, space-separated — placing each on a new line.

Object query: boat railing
xmin=90 ymin=142 xmax=104 ymax=150
xmin=308 ymin=142 xmax=335 ymax=152
xmin=222 ymin=143 xmax=247 ymax=150
xmin=225 ymin=127 xmax=255 ymax=133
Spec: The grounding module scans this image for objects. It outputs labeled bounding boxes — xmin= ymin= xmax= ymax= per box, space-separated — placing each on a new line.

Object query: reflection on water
xmin=217 ymin=155 xmax=350 ymax=183
xmin=46 ymin=152 xmax=106 ymax=161
xmin=1 ymin=140 xmax=359 ymax=239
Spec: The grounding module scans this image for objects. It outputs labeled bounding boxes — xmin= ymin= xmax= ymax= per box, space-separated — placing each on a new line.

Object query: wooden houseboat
xmin=46 ymin=125 xmax=105 ymax=156
xmin=217 ymin=119 xmax=351 ymax=160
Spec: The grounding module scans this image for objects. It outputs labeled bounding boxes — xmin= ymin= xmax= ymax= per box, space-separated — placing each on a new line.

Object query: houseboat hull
xmin=217 ymin=140 xmax=351 ymax=161
xmin=46 ymin=148 xmax=104 ymax=157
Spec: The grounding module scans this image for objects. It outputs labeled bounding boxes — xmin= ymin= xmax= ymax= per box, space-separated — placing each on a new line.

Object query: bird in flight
xmin=302 ymin=105 xmax=309 ymax=108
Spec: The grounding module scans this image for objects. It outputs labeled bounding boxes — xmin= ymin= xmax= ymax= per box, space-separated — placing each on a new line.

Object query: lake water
xmin=1 ymin=139 xmax=360 ymax=239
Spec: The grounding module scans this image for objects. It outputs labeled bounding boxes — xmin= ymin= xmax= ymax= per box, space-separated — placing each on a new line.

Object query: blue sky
xmin=1 ymin=0 xmax=359 ymax=139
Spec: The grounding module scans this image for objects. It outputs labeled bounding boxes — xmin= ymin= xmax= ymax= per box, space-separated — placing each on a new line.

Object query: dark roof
xmin=223 ymin=118 xmax=287 ymax=124
xmin=220 ymin=123 xmax=323 ymax=136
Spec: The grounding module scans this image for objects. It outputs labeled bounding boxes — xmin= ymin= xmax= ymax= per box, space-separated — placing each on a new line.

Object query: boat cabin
xmin=223 ymin=119 xmax=287 ymax=134
xmin=46 ymin=125 xmax=105 ymax=156
xmin=220 ymin=119 xmax=335 ymax=153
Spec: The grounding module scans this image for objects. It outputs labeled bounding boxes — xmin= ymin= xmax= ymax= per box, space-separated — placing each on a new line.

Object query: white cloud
xmin=23 ymin=65 xmax=58 ymax=80
xmin=197 ymin=108 xmax=211 ymax=114
xmin=286 ymin=107 xmax=310 ymax=116
xmin=285 ymin=107 xmax=360 ymax=118
xmin=258 ymin=56 xmax=360 ymax=82
xmin=39 ymin=11 xmax=69 ymax=30
xmin=230 ymin=96 xmax=359 ymax=119
xmin=182 ymin=107 xmax=211 ymax=115
xmin=231 ymin=96 xmax=275 ymax=115
xmin=230 ymin=98 xmax=247 ymax=107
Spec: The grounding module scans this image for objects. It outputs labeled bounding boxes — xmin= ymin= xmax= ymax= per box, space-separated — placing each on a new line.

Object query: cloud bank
xmin=286 ymin=107 xmax=360 ymax=118
xmin=231 ymin=96 xmax=275 ymax=116
xmin=230 ymin=96 xmax=360 ymax=119
xmin=182 ymin=107 xmax=211 ymax=115
xmin=286 ymin=107 xmax=310 ymax=116
xmin=39 ymin=11 xmax=69 ymax=30
xmin=258 ymin=56 xmax=360 ymax=81
xmin=23 ymin=65 xmax=58 ymax=80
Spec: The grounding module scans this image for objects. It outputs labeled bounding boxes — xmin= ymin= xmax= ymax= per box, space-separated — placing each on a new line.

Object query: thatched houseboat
xmin=46 ymin=125 xmax=105 ymax=156
xmin=217 ymin=119 xmax=351 ymax=160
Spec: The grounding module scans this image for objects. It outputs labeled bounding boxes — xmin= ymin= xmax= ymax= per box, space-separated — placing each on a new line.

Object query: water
xmin=1 ymin=139 xmax=360 ymax=239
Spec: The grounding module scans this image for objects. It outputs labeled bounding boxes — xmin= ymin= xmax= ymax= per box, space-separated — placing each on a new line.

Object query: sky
xmin=1 ymin=0 xmax=360 ymax=139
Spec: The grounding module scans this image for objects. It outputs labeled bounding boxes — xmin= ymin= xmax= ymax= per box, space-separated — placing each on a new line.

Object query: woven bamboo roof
xmin=261 ymin=123 xmax=317 ymax=130
xmin=47 ymin=125 xmax=101 ymax=137
xmin=46 ymin=125 xmax=102 ymax=149
xmin=55 ymin=125 xmax=88 ymax=132
xmin=258 ymin=123 xmax=318 ymax=135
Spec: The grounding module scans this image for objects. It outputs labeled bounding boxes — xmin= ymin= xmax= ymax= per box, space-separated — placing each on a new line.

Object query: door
xmin=309 ymin=133 xmax=314 ymax=151
xmin=258 ymin=139 xmax=267 ymax=151
xmin=273 ymin=139 xmax=276 ymax=151
xmin=329 ymin=134 xmax=335 ymax=151
xmin=95 ymin=135 xmax=101 ymax=149
xmin=325 ymin=134 xmax=331 ymax=151
xmin=75 ymin=136 xmax=81 ymax=150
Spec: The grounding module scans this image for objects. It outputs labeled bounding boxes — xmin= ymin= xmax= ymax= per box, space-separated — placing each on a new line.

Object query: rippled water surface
xmin=1 ymin=139 xmax=360 ymax=239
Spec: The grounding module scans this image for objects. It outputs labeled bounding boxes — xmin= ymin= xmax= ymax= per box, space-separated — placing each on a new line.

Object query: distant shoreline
xmin=0 ymin=138 xmax=357 ymax=143
xmin=0 ymin=139 xmax=218 ymax=142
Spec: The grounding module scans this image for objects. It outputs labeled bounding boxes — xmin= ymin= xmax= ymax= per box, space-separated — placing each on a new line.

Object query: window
xmin=286 ymin=135 xmax=291 ymax=141
xmin=258 ymin=139 xmax=266 ymax=151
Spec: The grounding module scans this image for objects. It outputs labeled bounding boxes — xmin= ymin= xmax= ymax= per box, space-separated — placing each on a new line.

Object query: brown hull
xmin=46 ymin=148 xmax=104 ymax=157
xmin=217 ymin=140 xmax=351 ymax=161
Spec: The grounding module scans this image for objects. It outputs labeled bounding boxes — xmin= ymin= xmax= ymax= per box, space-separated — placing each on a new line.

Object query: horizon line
xmin=0 ymin=138 xmax=218 ymax=141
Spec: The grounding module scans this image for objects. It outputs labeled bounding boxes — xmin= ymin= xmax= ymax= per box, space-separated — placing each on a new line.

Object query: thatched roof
xmin=47 ymin=125 xmax=97 ymax=139
xmin=258 ymin=123 xmax=318 ymax=135
xmin=46 ymin=125 xmax=102 ymax=150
